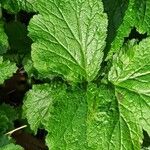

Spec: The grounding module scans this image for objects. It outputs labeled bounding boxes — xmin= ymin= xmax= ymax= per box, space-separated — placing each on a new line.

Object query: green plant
xmin=0 ymin=0 xmax=150 ymax=149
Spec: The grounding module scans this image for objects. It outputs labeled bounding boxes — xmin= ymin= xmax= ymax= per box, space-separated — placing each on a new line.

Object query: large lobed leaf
xmin=28 ymin=0 xmax=108 ymax=82
xmin=23 ymin=84 xmax=143 ymax=150
xmin=109 ymin=38 xmax=150 ymax=135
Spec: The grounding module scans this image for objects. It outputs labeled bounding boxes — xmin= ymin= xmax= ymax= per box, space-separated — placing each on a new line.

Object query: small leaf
xmin=1 ymin=0 xmax=35 ymax=13
xmin=0 ymin=104 xmax=18 ymax=134
xmin=0 ymin=57 xmax=17 ymax=84
xmin=0 ymin=21 xmax=9 ymax=54
xmin=23 ymin=83 xmax=64 ymax=133
xmin=1 ymin=143 xmax=23 ymax=150
xmin=23 ymin=54 xmax=38 ymax=78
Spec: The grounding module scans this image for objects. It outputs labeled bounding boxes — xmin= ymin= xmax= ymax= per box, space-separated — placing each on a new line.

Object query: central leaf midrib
xmin=55 ymin=2 xmax=86 ymax=70
xmin=45 ymin=30 xmax=86 ymax=73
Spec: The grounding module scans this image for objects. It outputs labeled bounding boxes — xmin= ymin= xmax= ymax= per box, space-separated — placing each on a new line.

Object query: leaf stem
xmin=5 ymin=125 xmax=27 ymax=135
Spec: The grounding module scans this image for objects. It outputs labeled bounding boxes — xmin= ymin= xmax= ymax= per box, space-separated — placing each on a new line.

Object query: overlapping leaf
xmin=109 ymin=38 xmax=150 ymax=135
xmin=102 ymin=0 xmax=128 ymax=56
xmin=1 ymin=0 xmax=149 ymax=149
xmin=23 ymin=84 xmax=143 ymax=150
xmin=109 ymin=0 xmax=150 ymax=56
xmin=23 ymin=55 xmax=38 ymax=78
xmin=28 ymin=0 xmax=107 ymax=82
xmin=4 ymin=21 xmax=32 ymax=55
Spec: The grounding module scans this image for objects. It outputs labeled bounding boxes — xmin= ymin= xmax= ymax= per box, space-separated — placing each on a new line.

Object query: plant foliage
xmin=0 ymin=0 xmax=150 ymax=149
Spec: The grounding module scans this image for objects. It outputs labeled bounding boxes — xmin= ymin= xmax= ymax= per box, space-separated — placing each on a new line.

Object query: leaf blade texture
xmin=0 ymin=0 xmax=35 ymax=12
xmin=28 ymin=0 xmax=107 ymax=82
xmin=0 ymin=104 xmax=18 ymax=134
xmin=0 ymin=21 xmax=9 ymax=54
xmin=0 ymin=143 xmax=23 ymax=150
xmin=109 ymin=38 xmax=150 ymax=136
xmin=109 ymin=0 xmax=150 ymax=56
xmin=102 ymin=0 xmax=128 ymax=57
xmin=23 ymin=84 xmax=142 ymax=150
xmin=0 ymin=57 xmax=17 ymax=84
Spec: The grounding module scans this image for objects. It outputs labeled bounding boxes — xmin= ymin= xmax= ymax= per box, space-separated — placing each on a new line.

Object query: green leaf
xmin=0 ymin=0 xmax=20 ymax=13
xmin=109 ymin=0 xmax=150 ymax=57
xmin=0 ymin=143 xmax=23 ymax=150
xmin=0 ymin=135 xmax=11 ymax=148
xmin=109 ymin=38 xmax=150 ymax=135
xmin=4 ymin=21 xmax=32 ymax=55
xmin=22 ymin=54 xmax=38 ymax=78
xmin=0 ymin=104 xmax=18 ymax=134
xmin=135 ymin=0 xmax=150 ymax=34
xmin=102 ymin=0 xmax=128 ymax=56
xmin=0 ymin=116 xmax=9 ymax=135
xmin=142 ymin=147 xmax=150 ymax=150
xmin=0 ymin=135 xmax=21 ymax=149
xmin=23 ymin=84 xmax=142 ymax=150
xmin=0 ymin=21 xmax=9 ymax=54
xmin=3 ymin=21 xmax=32 ymax=64
xmin=0 ymin=0 xmax=34 ymax=13
xmin=0 ymin=104 xmax=21 ymax=149
xmin=28 ymin=0 xmax=107 ymax=82
xmin=0 ymin=57 xmax=17 ymax=84
xmin=0 ymin=4 xmax=2 ymax=19
xmin=23 ymin=83 xmax=64 ymax=133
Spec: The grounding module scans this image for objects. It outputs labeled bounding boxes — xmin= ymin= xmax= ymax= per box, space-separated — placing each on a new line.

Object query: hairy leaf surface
xmin=28 ymin=0 xmax=107 ymax=82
